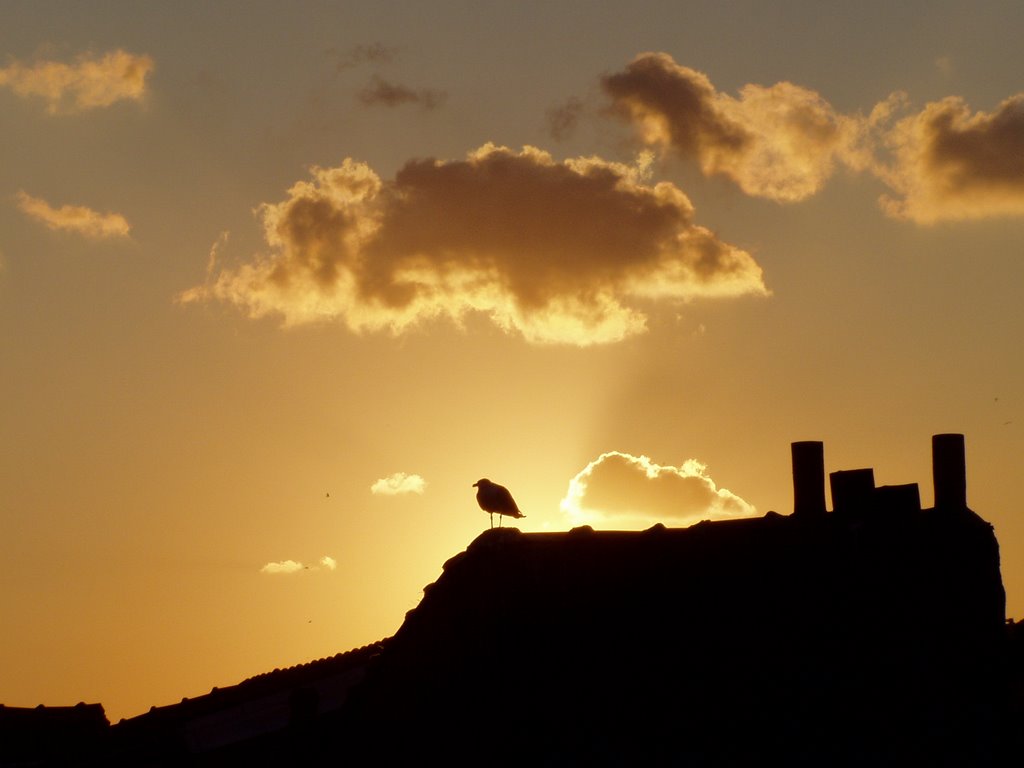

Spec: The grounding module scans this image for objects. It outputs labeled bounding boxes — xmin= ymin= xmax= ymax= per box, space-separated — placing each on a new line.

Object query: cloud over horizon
xmin=371 ymin=472 xmax=427 ymax=495
xmin=16 ymin=191 xmax=131 ymax=239
xmin=0 ymin=49 xmax=153 ymax=114
xmin=560 ymin=451 xmax=756 ymax=530
xmin=260 ymin=555 xmax=337 ymax=574
xmin=601 ymin=52 xmax=868 ymax=203
xmin=180 ymin=143 xmax=767 ymax=345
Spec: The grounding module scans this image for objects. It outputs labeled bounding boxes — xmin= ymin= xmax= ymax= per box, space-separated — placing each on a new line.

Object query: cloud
xmin=546 ymin=96 xmax=586 ymax=141
xmin=330 ymin=42 xmax=397 ymax=72
xmin=560 ymin=451 xmax=756 ymax=530
xmin=260 ymin=560 xmax=304 ymax=574
xmin=357 ymin=76 xmax=446 ymax=109
xmin=260 ymin=556 xmax=336 ymax=574
xmin=602 ymin=53 xmax=1024 ymax=222
xmin=601 ymin=52 xmax=869 ymax=202
xmin=874 ymin=93 xmax=1024 ymax=223
xmin=16 ymin=191 xmax=131 ymax=239
xmin=371 ymin=472 xmax=427 ymax=495
xmin=203 ymin=231 xmax=230 ymax=280
xmin=179 ymin=143 xmax=767 ymax=346
xmin=0 ymin=49 xmax=153 ymax=114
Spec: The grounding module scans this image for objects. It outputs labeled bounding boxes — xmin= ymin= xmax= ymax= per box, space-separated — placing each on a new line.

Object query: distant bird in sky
xmin=473 ymin=479 xmax=525 ymax=528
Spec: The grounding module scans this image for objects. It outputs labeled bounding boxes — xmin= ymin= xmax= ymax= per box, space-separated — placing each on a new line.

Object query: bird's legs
xmin=489 ymin=512 xmax=494 ymax=529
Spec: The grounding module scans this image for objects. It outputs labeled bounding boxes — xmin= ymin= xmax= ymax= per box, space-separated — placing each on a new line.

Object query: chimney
xmin=875 ymin=483 xmax=922 ymax=516
xmin=830 ymin=468 xmax=875 ymax=515
xmin=792 ymin=441 xmax=826 ymax=517
xmin=932 ymin=433 xmax=967 ymax=509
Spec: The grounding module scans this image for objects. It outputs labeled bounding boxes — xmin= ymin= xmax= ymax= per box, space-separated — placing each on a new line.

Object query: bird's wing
xmin=496 ymin=485 xmax=521 ymax=514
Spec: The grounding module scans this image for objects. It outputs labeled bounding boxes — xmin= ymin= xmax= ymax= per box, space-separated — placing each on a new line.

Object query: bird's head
xmin=472 ymin=479 xmax=490 ymax=488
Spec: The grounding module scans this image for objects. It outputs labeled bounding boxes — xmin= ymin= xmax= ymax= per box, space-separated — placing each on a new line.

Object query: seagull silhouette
xmin=473 ymin=479 xmax=525 ymax=528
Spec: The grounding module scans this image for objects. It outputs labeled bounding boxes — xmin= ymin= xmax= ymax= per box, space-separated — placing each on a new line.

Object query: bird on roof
xmin=473 ymin=479 xmax=525 ymax=528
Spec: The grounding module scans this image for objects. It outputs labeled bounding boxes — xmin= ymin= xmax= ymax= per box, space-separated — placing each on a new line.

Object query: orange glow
xmin=2 ymin=6 xmax=1023 ymax=725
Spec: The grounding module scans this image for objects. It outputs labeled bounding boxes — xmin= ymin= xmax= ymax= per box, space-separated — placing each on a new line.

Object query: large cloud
xmin=875 ymin=93 xmax=1024 ymax=223
xmin=0 ymin=49 xmax=152 ymax=114
xmin=16 ymin=191 xmax=131 ymax=238
xmin=560 ymin=451 xmax=756 ymax=530
xmin=180 ymin=144 xmax=767 ymax=345
xmin=601 ymin=53 xmax=869 ymax=202
xmin=602 ymin=53 xmax=1024 ymax=222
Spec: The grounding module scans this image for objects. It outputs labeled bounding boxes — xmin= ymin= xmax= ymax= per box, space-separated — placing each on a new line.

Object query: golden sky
xmin=2 ymin=1 xmax=1023 ymax=722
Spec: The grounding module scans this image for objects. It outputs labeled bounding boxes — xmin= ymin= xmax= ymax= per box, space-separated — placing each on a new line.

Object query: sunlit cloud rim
xmin=560 ymin=450 xmax=756 ymax=530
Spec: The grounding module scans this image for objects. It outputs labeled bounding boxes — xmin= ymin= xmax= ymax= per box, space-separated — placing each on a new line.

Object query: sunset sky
xmin=3 ymin=1 xmax=1023 ymax=722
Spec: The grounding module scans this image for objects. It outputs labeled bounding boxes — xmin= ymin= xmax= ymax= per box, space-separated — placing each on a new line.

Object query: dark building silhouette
xmin=3 ymin=434 xmax=1018 ymax=765
xmin=333 ymin=434 xmax=1011 ymax=765
xmin=0 ymin=703 xmax=109 ymax=765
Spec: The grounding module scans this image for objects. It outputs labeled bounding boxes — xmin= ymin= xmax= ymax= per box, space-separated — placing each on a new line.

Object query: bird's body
xmin=473 ymin=479 xmax=524 ymax=528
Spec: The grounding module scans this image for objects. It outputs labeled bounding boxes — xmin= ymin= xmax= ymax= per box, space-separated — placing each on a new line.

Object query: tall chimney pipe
xmin=792 ymin=441 xmax=826 ymax=516
xmin=933 ymin=433 xmax=967 ymax=509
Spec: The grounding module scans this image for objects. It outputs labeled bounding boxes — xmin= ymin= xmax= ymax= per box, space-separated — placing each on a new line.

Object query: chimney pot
xmin=792 ymin=441 xmax=826 ymax=516
xmin=830 ymin=468 xmax=875 ymax=515
xmin=933 ymin=433 xmax=967 ymax=509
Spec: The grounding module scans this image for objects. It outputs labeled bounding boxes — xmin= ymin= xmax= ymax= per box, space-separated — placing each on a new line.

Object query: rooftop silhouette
xmin=3 ymin=434 xmax=1019 ymax=765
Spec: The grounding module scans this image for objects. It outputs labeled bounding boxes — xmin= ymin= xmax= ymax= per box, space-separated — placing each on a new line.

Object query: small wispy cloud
xmin=934 ymin=56 xmax=954 ymax=76
xmin=0 ymin=49 xmax=153 ymax=114
xmin=546 ymin=96 xmax=586 ymax=141
xmin=357 ymin=76 xmax=446 ymax=110
xmin=16 ymin=191 xmax=131 ymax=239
xmin=260 ymin=555 xmax=337 ymax=574
xmin=330 ymin=42 xmax=397 ymax=72
xmin=260 ymin=560 xmax=304 ymax=574
xmin=371 ymin=472 xmax=427 ymax=495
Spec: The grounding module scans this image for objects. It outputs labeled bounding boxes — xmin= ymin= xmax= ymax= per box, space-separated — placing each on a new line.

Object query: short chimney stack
xmin=830 ymin=468 xmax=875 ymax=515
